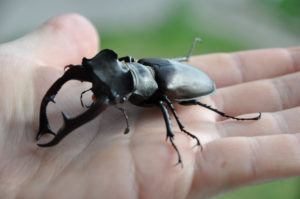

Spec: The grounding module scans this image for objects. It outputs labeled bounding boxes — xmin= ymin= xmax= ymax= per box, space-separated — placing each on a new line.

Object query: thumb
xmin=4 ymin=13 xmax=99 ymax=68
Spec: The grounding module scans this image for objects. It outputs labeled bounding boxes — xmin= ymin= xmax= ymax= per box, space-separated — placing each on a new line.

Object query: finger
xmin=217 ymin=107 xmax=300 ymax=137
xmin=189 ymin=47 xmax=300 ymax=88
xmin=3 ymin=13 xmax=99 ymax=67
xmin=210 ymin=71 xmax=300 ymax=117
xmin=191 ymin=133 xmax=300 ymax=198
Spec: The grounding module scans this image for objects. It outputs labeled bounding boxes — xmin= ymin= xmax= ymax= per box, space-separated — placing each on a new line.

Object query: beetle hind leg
xmin=158 ymin=101 xmax=183 ymax=167
xmin=162 ymin=96 xmax=203 ymax=150
xmin=179 ymin=99 xmax=261 ymax=120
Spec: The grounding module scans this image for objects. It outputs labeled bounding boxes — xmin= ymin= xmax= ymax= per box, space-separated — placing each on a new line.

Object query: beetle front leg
xmin=37 ymin=65 xmax=92 ymax=140
xmin=179 ymin=99 xmax=261 ymax=120
xmin=158 ymin=101 xmax=183 ymax=167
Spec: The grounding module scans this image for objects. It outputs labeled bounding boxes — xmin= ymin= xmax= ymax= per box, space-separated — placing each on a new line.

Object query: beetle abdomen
xmin=138 ymin=58 xmax=215 ymax=99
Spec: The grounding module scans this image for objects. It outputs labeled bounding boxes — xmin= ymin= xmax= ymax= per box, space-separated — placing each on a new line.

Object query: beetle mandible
xmin=37 ymin=38 xmax=261 ymax=165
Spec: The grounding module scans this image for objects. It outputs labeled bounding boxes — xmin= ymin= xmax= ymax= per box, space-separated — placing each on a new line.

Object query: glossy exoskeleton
xmin=37 ymin=39 xmax=261 ymax=165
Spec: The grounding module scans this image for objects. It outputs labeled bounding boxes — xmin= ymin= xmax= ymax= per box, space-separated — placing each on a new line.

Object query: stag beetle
xmin=37 ymin=38 xmax=261 ymax=165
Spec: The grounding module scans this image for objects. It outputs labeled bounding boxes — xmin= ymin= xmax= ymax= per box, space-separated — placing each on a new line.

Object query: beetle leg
xmin=37 ymin=65 xmax=93 ymax=141
xmin=115 ymin=106 xmax=130 ymax=134
xmin=179 ymin=100 xmax=262 ymax=120
xmin=80 ymin=88 xmax=93 ymax=108
xmin=158 ymin=101 xmax=183 ymax=167
xmin=162 ymin=96 xmax=203 ymax=150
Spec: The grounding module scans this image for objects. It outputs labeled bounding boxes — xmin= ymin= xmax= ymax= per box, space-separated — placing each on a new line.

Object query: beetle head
xmin=82 ymin=49 xmax=134 ymax=103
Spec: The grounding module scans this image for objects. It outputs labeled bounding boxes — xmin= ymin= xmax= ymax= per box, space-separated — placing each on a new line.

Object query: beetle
xmin=37 ymin=38 xmax=261 ymax=165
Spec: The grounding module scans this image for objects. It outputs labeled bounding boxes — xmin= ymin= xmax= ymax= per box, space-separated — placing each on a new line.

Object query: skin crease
xmin=0 ymin=13 xmax=299 ymax=199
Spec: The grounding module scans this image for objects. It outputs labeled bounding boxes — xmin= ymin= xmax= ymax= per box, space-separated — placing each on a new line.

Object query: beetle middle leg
xmin=162 ymin=96 xmax=203 ymax=150
xmin=115 ymin=106 xmax=130 ymax=134
xmin=80 ymin=88 xmax=93 ymax=108
xmin=158 ymin=101 xmax=183 ymax=166
xmin=179 ymin=99 xmax=261 ymax=120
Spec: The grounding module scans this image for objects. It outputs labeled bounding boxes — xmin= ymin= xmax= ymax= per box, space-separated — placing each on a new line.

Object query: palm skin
xmin=0 ymin=14 xmax=299 ymax=199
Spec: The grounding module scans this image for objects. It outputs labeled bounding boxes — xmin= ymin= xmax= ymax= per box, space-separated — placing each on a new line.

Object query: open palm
xmin=0 ymin=14 xmax=299 ymax=199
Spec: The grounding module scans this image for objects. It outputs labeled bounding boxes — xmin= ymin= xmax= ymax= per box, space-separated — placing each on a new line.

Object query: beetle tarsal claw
xmin=124 ymin=127 xmax=130 ymax=134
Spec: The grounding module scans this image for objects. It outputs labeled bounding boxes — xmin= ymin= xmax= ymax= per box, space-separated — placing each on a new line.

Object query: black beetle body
xmin=137 ymin=58 xmax=215 ymax=102
xmin=37 ymin=39 xmax=260 ymax=165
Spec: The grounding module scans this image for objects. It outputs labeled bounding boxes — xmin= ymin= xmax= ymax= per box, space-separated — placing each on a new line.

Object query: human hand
xmin=0 ymin=14 xmax=299 ymax=199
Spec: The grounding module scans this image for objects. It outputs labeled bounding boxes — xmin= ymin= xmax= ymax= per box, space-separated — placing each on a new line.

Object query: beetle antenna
xmin=172 ymin=37 xmax=202 ymax=62
xmin=186 ymin=37 xmax=202 ymax=61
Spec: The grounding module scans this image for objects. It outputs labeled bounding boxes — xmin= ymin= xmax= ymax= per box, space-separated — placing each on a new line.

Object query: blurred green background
xmin=99 ymin=0 xmax=300 ymax=57
xmin=0 ymin=0 xmax=299 ymax=198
